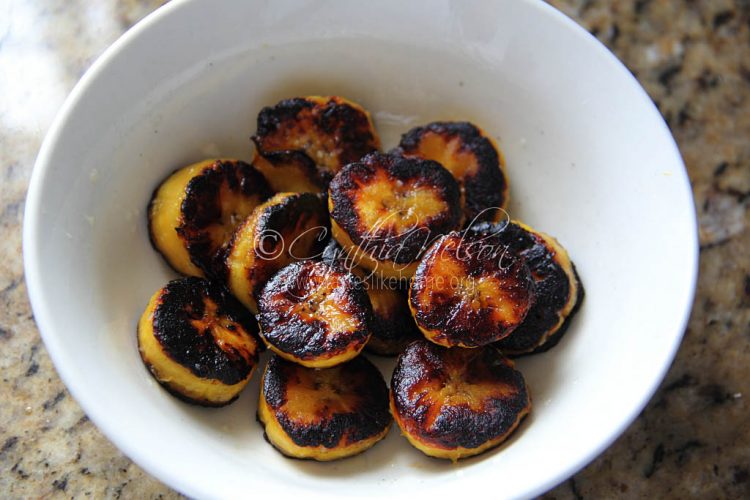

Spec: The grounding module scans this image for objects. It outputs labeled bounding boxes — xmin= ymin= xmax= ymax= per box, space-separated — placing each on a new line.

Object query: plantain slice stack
xmin=149 ymin=159 xmax=272 ymax=277
xmin=137 ymin=277 xmax=262 ymax=406
xmin=390 ymin=340 xmax=530 ymax=461
xmin=488 ymin=221 xmax=584 ymax=356
xmin=409 ymin=229 xmax=536 ymax=348
xmin=257 ymin=260 xmax=373 ymax=368
xmin=258 ymin=354 xmax=392 ymax=460
xmin=395 ymin=121 xmax=509 ymax=224
xmin=224 ymin=192 xmax=329 ymax=314
xmin=252 ymin=96 xmax=380 ymax=192
xmin=329 ymin=152 xmax=462 ymax=280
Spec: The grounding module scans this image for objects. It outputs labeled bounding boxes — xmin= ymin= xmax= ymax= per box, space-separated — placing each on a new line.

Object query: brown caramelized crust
xmin=409 ymin=231 xmax=536 ymax=348
xmin=150 ymin=159 xmax=272 ymax=276
xmin=224 ymin=192 xmax=330 ymax=313
xmin=486 ymin=222 xmax=583 ymax=355
xmin=252 ymin=96 xmax=380 ymax=188
xmin=148 ymin=277 xmax=261 ymax=385
xmin=260 ymin=354 xmax=392 ymax=453
xmin=395 ymin=121 xmax=508 ymax=224
xmin=329 ymin=152 xmax=462 ymax=266
xmin=251 ymin=146 xmax=324 ymax=193
xmin=390 ymin=341 xmax=530 ymax=456
xmin=257 ymin=260 xmax=373 ymax=367
xmin=519 ymin=265 xmax=585 ymax=356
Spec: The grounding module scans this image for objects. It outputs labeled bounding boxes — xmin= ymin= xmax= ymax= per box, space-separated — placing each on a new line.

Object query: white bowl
xmin=24 ymin=0 xmax=698 ymax=498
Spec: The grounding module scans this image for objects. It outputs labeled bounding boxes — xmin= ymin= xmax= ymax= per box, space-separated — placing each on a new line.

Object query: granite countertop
xmin=1 ymin=0 xmax=748 ymax=497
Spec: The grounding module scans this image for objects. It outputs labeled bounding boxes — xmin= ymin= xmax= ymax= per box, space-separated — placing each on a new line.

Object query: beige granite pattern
xmin=1 ymin=0 xmax=748 ymax=498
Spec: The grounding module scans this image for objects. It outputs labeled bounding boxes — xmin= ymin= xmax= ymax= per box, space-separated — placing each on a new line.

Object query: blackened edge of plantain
xmin=492 ymin=222 xmax=573 ymax=353
xmin=252 ymin=138 xmax=331 ymax=188
xmin=142 ymin=354 xmax=240 ymax=407
xmin=329 ymin=152 xmax=462 ymax=264
xmin=255 ymin=98 xmax=315 ymax=137
xmin=512 ymin=264 xmax=585 ymax=357
xmin=178 ymin=160 xmax=272 ymax=276
xmin=391 ymin=341 xmax=530 ymax=450
xmin=257 ymin=412 xmax=384 ymax=462
xmin=151 ymin=277 xmax=260 ymax=385
xmin=258 ymin=261 xmax=372 ymax=360
xmin=262 ymin=355 xmax=392 ymax=449
xmin=249 ymin=193 xmax=330 ymax=297
xmin=396 ymin=121 xmax=507 ymax=221
xmin=254 ymin=96 xmax=379 ymax=170
xmin=316 ymin=97 xmax=380 ymax=166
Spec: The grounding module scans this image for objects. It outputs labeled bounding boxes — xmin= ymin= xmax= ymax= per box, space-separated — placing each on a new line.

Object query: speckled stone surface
xmin=1 ymin=0 xmax=748 ymax=498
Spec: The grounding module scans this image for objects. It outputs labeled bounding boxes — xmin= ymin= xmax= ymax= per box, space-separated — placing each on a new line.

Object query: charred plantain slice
xmin=252 ymin=96 xmax=381 ymax=192
xmin=409 ymin=230 xmax=536 ymax=348
xmin=395 ymin=121 xmax=509 ymax=224
xmin=148 ymin=158 xmax=272 ymax=277
xmin=258 ymin=354 xmax=392 ymax=461
xmin=257 ymin=260 xmax=373 ymax=368
xmin=390 ymin=340 xmax=530 ymax=461
xmin=489 ymin=221 xmax=584 ymax=356
xmin=224 ymin=192 xmax=329 ymax=314
xmin=137 ymin=277 xmax=262 ymax=406
xmin=329 ymin=152 xmax=462 ymax=280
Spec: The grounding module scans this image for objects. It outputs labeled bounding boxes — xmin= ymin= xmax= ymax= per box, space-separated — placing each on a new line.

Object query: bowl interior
xmin=25 ymin=0 xmax=697 ymax=498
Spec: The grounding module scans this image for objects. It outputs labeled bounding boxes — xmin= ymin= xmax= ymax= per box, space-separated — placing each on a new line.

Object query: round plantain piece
xmin=488 ymin=221 xmax=584 ymax=356
xmin=329 ymin=152 xmax=462 ymax=280
xmin=148 ymin=158 xmax=272 ymax=277
xmin=390 ymin=340 xmax=531 ymax=461
xmin=409 ymin=229 xmax=536 ymax=348
xmin=258 ymin=354 xmax=392 ymax=461
xmin=252 ymin=96 xmax=381 ymax=192
xmin=137 ymin=277 xmax=262 ymax=406
xmin=257 ymin=260 xmax=373 ymax=368
xmin=395 ymin=121 xmax=509 ymax=224
xmin=224 ymin=192 xmax=329 ymax=314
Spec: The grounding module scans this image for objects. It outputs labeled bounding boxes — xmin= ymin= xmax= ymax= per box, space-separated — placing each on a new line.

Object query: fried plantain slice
xmin=252 ymin=96 xmax=380 ymax=192
xmin=224 ymin=192 xmax=329 ymax=314
xmin=487 ymin=221 xmax=584 ymax=355
xmin=409 ymin=229 xmax=536 ymax=348
xmin=257 ymin=260 xmax=372 ymax=368
xmin=258 ymin=354 xmax=392 ymax=460
xmin=329 ymin=152 xmax=462 ymax=280
xmin=395 ymin=121 xmax=509 ymax=224
xmin=390 ymin=340 xmax=530 ymax=461
xmin=137 ymin=277 xmax=262 ymax=406
xmin=148 ymin=159 xmax=273 ymax=277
